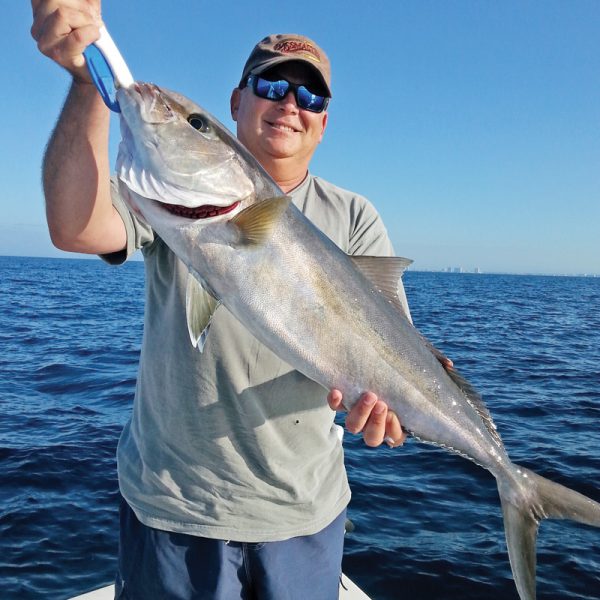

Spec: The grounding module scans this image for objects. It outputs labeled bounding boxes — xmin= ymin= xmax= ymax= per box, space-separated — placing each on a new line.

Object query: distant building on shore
xmin=441 ymin=266 xmax=482 ymax=274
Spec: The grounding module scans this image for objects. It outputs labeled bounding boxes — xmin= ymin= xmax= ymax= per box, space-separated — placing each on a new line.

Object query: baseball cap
xmin=239 ymin=34 xmax=332 ymax=97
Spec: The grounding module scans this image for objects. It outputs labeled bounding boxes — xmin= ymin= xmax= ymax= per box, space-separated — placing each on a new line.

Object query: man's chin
xmin=261 ymin=140 xmax=300 ymax=160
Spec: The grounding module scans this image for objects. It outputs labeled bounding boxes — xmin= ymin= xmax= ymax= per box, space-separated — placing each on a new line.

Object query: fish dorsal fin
xmin=445 ymin=362 xmax=504 ymax=449
xmin=416 ymin=330 xmax=455 ymax=371
xmin=231 ymin=196 xmax=291 ymax=246
xmin=418 ymin=327 xmax=504 ymax=449
xmin=185 ymin=272 xmax=220 ymax=351
xmin=413 ymin=322 xmax=504 ymax=448
xmin=350 ymin=256 xmax=413 ymax=316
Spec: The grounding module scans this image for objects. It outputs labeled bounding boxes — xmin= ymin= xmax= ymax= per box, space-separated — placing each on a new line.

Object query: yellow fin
xmin=231 ymin=196 xmax=291 ymax=246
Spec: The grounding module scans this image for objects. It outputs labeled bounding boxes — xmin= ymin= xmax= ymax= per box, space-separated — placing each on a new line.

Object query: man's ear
xmin=230 ymin=88 xmax=241 ymax=121
xmin=318 ymin=111 xmax=328 ymax=143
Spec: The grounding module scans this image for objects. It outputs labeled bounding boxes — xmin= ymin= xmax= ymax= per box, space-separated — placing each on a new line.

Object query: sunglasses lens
xmin=297 ymin=86 xmax=327 ymax=112
xmin=255 ymin=77 xmax=289 ymax=100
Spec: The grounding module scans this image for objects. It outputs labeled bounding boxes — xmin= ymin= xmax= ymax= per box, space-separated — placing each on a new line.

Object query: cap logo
xmin=273 ymin=40 xmax=321 ymax=63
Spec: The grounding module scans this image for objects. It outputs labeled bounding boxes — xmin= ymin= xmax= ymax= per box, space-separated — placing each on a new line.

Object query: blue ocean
xmin=1 ymin=255 xmax=598 ymax=599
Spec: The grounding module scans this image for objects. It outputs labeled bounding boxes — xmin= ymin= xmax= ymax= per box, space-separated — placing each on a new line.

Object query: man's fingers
xmin=34 ymin=6 xmax=98 ymax=40
xmin=32 ymin=2 xmax=102 ymax=80
xmin=55 ymin=24 xmax=100 ymax=62
xmin=33 ymin=6 xmax=99 ymax=47
xmin=361 ymin=400 xmax=388 ymax=447
xmin=37 ymin=24 xmax=100 ymax=78
xmin=383 ymin=410 xmax=406 ymax=448
xmin=442 ymin=357 xmax=454 ymax=369
xmin=327 ymin=389 xmax=344 ymax=411
xmin=331 ymin=390 xmax=407 ymax=449
xmin=344 ymin=392 xmax=378 ymax=435
xmin=31 ymin=0 xmax=100 ymax=39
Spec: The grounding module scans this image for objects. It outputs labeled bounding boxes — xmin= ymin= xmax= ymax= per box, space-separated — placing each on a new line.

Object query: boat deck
xmin=70 ymin=574 xmax=371 ymax=599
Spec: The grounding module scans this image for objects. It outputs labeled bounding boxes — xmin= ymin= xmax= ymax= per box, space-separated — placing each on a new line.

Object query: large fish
xmin=115 ymin=82 xmax=599 ymax=600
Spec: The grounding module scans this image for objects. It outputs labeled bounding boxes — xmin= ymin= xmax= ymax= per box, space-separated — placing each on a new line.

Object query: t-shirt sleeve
xmin=100 ymin=177 xmax=155 ymax=265
xmin=348 ymin=196 xmax=412 ymax=322
xmin=348 ymin=197 xmax=394 ymax=257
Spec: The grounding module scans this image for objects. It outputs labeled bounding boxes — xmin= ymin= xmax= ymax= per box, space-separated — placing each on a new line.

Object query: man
xmin=31 ymin=2 xmax=408 ymax=598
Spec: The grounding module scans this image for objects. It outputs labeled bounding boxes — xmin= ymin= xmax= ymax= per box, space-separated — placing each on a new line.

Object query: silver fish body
xmin=115 ymin=83 xmax=600 ymax=600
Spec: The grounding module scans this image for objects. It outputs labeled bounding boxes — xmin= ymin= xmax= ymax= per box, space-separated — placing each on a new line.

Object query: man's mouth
xmin=162 ymin=201 xmax=240 ymax=219
xmin=267 ymin=121 xmax=299 ymax=133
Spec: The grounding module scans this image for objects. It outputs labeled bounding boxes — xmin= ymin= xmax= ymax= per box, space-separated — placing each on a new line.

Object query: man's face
xmin=230 ymin=62 xmax=328 ymax=171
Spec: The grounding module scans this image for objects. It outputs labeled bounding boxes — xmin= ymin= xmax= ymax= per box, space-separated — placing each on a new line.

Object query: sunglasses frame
xmin=245 ymin=74 xmax=330 ymax=113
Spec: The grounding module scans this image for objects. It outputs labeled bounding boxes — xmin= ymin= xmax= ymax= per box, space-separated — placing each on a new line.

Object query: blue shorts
xmin=115 ymin=498 xmax=346 ymax=600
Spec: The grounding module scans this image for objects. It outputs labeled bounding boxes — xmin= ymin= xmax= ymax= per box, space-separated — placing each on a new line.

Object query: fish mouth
xmin=161 ymin=201 xmax=241 ymax=219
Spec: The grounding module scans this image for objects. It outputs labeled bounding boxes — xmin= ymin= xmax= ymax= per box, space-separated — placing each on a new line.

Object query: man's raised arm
xmin=31 ymin=0 xmax=126 ymax=255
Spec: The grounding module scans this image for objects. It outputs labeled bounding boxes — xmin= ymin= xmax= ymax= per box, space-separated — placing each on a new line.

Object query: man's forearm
xmin=43 ymin=80 xmax=124 ymax=253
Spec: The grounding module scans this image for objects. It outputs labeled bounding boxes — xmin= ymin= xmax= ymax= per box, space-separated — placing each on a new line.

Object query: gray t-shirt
xmin=106 ymin=173 xmax=408 ymax=542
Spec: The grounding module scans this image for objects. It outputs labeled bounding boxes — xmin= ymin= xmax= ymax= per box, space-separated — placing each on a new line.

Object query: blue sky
xmin=3 ymin=1 xmax=599 ymax=274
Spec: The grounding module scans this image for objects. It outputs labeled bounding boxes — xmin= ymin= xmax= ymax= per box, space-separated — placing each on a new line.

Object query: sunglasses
xmin=245 ymin=75 xmax=330 ymax=113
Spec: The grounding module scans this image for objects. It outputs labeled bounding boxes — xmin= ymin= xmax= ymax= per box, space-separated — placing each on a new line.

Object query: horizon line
xmin=1 ymin=254 xmax=598 ymax=278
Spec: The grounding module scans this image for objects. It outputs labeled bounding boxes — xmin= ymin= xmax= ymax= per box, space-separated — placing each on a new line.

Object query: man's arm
xmin=31 ymin=0 xmax=126 ymax=255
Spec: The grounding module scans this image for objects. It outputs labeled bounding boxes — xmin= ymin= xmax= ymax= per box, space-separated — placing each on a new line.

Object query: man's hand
xmin=31 ymin=0 xmax=103 ymax=83
xmin=328 ymin=390 xmax=406 ymax=448
xmin=328 ymin=353 xmax=453 ymax=448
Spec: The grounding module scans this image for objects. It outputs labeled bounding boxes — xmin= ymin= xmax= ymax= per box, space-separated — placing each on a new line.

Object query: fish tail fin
xmin=498 ymin=465 xmax=600 ymax=600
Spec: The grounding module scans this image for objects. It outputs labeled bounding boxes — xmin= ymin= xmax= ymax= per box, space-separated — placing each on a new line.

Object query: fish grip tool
xmin=83 ymin=26 xmax=134 ymax=112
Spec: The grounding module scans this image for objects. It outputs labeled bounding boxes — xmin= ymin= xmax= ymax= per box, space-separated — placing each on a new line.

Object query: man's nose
xmin=277 ymin=90 xmax=299 ymax=112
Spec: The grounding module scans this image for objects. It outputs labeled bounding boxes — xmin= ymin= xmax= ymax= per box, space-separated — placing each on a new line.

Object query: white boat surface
xmin=70 ymin=574 xmax=371 ymax=599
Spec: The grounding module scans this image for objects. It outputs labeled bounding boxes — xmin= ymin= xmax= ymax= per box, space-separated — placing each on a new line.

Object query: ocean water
xmin=0 ymin=256 xmax=598 ymax=599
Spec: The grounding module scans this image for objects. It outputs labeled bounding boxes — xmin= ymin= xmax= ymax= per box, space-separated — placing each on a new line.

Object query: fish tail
xmin=497 ymin=465 xmax=600 ymax=600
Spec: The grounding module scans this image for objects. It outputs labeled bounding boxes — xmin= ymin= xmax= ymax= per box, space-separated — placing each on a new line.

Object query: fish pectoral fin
xmin=185 ymin=273 xmax=220 ymax=351
xmin=230 ymin=196 xmax=291 ymax=246
xmin=350 ymin=255 xmax=413 ymax=316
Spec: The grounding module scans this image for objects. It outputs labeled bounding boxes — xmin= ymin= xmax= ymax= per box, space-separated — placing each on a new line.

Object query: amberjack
xmin=115 ymin=82 xmax=600 ymax=600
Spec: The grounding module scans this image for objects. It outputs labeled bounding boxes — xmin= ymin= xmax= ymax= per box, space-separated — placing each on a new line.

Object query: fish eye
xmin=187 ymin=114 xmax=209 ymax=132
